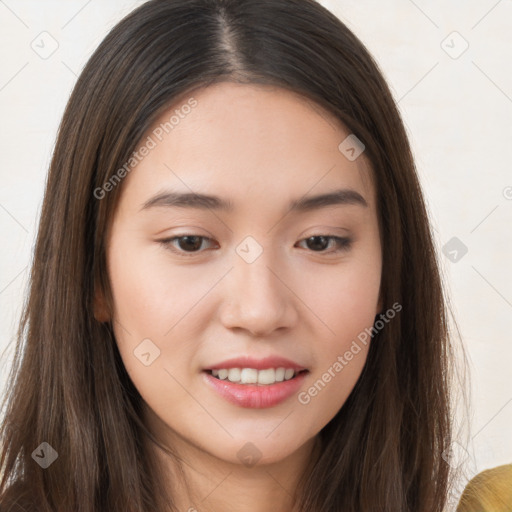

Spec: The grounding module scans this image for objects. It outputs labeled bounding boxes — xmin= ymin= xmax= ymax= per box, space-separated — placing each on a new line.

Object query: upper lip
xmin=204 ymin=356 xmax=308 ymax=372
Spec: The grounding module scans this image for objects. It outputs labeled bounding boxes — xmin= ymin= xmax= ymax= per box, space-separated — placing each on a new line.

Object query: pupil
xmin=180 ymin=236 xmax=202 ymax=251
xmin=307 ymin=236 xmax=328 ymax=251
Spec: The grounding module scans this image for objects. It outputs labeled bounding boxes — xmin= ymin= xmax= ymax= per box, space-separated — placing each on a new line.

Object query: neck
xmin=143 ymin=409 xmax=321 ymax=512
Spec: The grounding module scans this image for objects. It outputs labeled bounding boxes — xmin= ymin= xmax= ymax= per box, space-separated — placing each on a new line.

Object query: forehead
xmin=117 ymin=81 xmax=376 ymax=215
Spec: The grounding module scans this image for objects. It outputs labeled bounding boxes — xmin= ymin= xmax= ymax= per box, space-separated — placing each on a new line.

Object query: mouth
xmin=202 ymin=366 xmax=310 ymax=409
xmin=204 ymin=367 xmax=309 ymax=386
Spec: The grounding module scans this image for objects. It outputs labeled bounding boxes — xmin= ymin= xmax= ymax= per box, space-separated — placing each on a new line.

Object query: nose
xmin=219 ymin=251 xmax=299 ymax=337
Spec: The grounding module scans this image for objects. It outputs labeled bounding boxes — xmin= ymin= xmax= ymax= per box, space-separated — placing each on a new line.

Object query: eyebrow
xmin=140 ymin=188 xmax=368 ymax=213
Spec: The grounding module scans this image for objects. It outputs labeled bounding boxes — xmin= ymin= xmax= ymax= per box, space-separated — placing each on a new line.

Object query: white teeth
xmin=209 ymin=367 xmax=300 ymax=385
xmin=257 ymin=368 xmax=275 ymax=385
xmin=240 ymin=368 xmax=258 ymax=384
xmin=228 ymin=368 xmax=241 ymax=382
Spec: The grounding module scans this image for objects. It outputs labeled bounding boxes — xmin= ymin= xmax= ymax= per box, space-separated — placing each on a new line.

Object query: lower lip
xmin=202 ymin=371 xmax=308 ymax=409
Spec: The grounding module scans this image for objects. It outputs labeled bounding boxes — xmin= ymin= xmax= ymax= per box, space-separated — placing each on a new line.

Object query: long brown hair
xmin=0 ymin=0 xmax=462 ymax=510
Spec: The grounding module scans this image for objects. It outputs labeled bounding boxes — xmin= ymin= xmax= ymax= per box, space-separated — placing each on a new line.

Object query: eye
xmin=296 ymin=235 xmax=352 ymax=253
xmin=158 ymin=234 xmax=352 ymax=257
xmin=158 ymin=235 xmax=217 ymax=256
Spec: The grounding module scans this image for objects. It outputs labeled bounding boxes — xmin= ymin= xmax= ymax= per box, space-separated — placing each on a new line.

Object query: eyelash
xmin=157 ymin=234 xmax=352 ymax=257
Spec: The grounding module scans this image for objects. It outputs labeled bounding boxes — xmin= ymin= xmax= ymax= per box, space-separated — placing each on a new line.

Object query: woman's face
xmin=102 ymin=82 xmax=382 ymax=467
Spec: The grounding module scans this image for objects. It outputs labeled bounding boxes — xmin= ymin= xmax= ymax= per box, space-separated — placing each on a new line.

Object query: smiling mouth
xmin=204 ymin=368 xmax=309 ymax=386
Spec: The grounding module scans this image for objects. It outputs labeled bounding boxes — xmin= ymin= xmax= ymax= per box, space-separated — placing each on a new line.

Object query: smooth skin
xmin=96 ymin=82 xmax=383 ymax=511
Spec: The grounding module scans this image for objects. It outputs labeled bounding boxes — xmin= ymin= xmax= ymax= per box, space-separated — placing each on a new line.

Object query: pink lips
xmin=202 ymin=355 xmax=309 ymax=409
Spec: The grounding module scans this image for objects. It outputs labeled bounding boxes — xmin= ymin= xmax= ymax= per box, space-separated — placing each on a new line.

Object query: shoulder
xmin=457 ymin=464 xmax=512 ymax=512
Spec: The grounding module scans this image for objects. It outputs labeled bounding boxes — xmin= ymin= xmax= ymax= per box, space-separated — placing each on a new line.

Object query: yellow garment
xmin=456 ymin=464 xmax=512 ymax=512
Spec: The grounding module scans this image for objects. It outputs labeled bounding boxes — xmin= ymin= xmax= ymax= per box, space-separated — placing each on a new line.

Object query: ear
xmin=93 ymin=284 xmax=111 ymax=323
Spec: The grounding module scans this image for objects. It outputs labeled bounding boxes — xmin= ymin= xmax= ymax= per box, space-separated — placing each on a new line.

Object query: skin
xmin=96 ymin=82 xmax=382 ymax=511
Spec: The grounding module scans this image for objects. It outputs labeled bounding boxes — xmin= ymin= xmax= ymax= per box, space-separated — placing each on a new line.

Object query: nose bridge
xmin=220 ymin=240 xmax=296 ymax=334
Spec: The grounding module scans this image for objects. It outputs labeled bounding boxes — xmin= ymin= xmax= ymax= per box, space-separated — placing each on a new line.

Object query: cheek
xmin=107 ymin=235 xmax=192 ymax=334
xmin=106 ymin=235 xmax=209 ymax=378
xmin=296 ymin=341 xmax=369 ymax=434
xmin=295 ymin=248 xmax=380 ymax=421
xmin=106 ymin=241 xmax=195 ymax=404
xmin=314 ymin=272 xmax=379 ymax=331
xmin=295 ymin=281 xmax=377 ymax=431
xmin=302 ymin=251 xmax=381 ymax=341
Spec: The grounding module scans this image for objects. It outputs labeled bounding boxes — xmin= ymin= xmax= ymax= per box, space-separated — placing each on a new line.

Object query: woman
xmin=0 ymin=1 xmax=461 ymax=510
